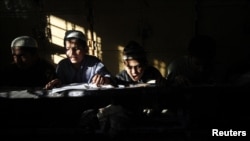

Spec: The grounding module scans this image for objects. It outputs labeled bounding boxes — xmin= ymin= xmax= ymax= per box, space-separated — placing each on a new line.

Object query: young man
xmin=45 ymin=30 xmax=113 ymax=89
xmin=89 ymin=41 xmax=167 ymax=135
xmin=166 ymin=35 xmax=217 ymax=87
xmin=1 ymin=36 xmax=56 ymax=87
xmin=115 ymin=40 xmax=166 ymax=86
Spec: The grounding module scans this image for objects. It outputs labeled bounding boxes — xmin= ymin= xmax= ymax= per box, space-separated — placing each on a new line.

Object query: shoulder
xmin=115 ymin=70 xmax=131 ymax=84
xmin=116 ymin=70 xmax=130 ymax=80
xmin=116 ymin=70 xmax=127 ymax=77
xmin=85 ymin=55 xmax=101 ymax=62
xmin=58 ymin=58 xmax=70 ymax=65
xmin=39 ymin=59 xmax=55 ymax=67
xmin=83 ymin=55 xmax=104 ymax=67
xmin=168 ymin=56 xmax=189 ymax=69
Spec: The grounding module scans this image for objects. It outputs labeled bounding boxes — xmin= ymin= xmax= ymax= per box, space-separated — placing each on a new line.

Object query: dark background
xmin=1 ymin=0 xmax=250 ymax=77
xmin=0 ymin=0 xmax=250 ymax=140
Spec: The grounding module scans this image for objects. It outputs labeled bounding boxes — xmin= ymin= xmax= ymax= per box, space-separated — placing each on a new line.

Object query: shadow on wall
xmin=46 ymin=14 xmax=103 ymax=64
xmin=153 ymin=59 xmax=166 ymax=77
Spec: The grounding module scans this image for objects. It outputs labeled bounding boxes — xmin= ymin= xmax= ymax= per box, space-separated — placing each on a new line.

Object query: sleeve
xmin=115 ymin=70 xmax=133 ymax=86
xmin=55 ymin=60 xmax=67 ymax=84
xmin=94 ymin=61 xmax=111 ymax=78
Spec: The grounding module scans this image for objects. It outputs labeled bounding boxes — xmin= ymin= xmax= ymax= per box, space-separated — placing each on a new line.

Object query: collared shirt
xmin=56 ymin=55 xmax=111 ymax=85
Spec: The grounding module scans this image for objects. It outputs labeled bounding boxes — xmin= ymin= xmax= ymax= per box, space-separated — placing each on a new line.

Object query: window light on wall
xmin=46 ymin=14 xmax=101 ymax=64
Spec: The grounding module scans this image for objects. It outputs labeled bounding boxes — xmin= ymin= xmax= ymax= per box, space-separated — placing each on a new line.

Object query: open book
xmin=51 ymin=83 xmax=115 ymax=94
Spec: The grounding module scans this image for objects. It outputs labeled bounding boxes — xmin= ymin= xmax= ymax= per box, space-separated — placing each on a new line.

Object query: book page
xmin=51 ymin=83 xmax=115 ymax=94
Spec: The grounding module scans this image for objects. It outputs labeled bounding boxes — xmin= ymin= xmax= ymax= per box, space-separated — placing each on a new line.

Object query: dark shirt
xmin=56 ymin=55 xmax=112 ymax=85
xmin=167 ymin=56 xmax=216 ymax=86
xmin=115 ymin=66 xmax=163 ymax=86
xmin=1 ymin=59 xmax=56 ymax=87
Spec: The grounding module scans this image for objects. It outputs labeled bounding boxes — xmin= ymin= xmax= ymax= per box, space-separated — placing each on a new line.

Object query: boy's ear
xmin=123 ymin=61 xmax=127 ymax=65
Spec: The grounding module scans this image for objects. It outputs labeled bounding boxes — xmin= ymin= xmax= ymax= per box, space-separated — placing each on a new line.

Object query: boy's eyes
xmin=66 ymin=47 xmax=81 ymax=51
xmin=127 ymin=65 xmax=142 ymax=69
xmin=13 ymin=54 xmax=26 ymax=58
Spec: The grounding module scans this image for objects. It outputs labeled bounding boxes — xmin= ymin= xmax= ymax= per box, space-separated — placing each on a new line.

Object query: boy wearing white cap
xmin=45 ymin=30 xmax=113 ymax=89
xmin=1 ymin=36 xmax=56 ymax=87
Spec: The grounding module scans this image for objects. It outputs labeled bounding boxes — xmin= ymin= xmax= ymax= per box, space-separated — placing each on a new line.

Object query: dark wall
xmin=195 ymin=0 xmax=250 ymax=71
xmin=1 ymin=0 xmax=250 ymax=77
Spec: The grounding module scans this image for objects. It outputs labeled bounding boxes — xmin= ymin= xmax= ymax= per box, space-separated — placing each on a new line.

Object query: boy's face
xmin=65 ymin=39 xmax=86 ymax=64
xmin=124 ymin=59 xmax=145 ymax=82
xmin=12 ymin=47 xmax=36 ymax=69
